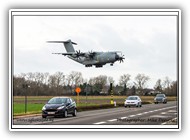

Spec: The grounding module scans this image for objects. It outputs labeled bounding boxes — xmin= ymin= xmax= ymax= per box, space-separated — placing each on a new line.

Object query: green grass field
xmin=13 ymin=103 xmax=44 ymax=115
xmin=13 ymin=96 xmax=177 ymax=116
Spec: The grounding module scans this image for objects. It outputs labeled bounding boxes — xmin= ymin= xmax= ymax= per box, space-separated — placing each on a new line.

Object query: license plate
xmin=48 ymin=112 xmax=55 ymax=114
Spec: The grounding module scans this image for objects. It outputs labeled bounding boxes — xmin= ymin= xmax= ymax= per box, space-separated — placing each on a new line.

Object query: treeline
xmin=13 ymin=71 xmax=177 ymax=96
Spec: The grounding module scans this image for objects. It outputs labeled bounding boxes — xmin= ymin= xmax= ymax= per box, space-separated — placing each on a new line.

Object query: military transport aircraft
xmin=47 ymin=39 xmax=125 ymax=68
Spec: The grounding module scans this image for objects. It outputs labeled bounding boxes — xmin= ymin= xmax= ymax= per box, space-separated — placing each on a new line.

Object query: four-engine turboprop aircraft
xmin=47 ymin=39 xmax=125 ymax=68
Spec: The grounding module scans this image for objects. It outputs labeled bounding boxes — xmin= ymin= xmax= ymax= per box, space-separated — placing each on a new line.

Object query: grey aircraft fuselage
xmin=47 ymin=39 xmax=125 ymax=68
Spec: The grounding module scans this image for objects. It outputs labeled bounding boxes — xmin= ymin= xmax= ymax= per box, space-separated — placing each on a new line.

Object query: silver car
xmin=124 ymin=96 xmax=142 ymax=108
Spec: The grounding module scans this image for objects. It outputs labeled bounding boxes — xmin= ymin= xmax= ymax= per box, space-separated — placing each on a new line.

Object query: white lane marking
xmin=136 ymin=113 xmax=143 ymax=116
xmin=129 ymin=115 xmax=136 ymax=117
xmin=93 ymin=121 xmax=106 ymax=125
xmin=141 ymin=112 xmax=149 ymax=115
xmin=150 ymin=115 xmax=171 ymax=118
xmin=168 ymin=110 xmax=177 ymax=113
xmin=108 ymin=119 xmax=117 ymax=122
xmin=161 ymin=112 xmax=167 ymax=114
xmin=121 ymin=117 xmax=127 ymax=119
xmin=161 ymin=117 xmax=177 ymax=125
xmin=93 ymin=122 xmax=106 ymax=124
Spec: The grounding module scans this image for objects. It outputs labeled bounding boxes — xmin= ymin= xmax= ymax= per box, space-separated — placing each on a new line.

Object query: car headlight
xmin=42 ymin=106 xmax=46 ymax=111
xmin=57 ymin=106 xmax=65 ymax=110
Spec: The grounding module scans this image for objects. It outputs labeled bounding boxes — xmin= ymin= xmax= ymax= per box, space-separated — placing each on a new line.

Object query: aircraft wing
xmin=52 ymin=52 xmax=86 ymax=57
xmin=52 ymin=52 xmax=74 ymax=56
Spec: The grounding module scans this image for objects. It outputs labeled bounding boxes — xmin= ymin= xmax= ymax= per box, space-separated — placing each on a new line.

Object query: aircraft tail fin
xmin=47 ymin=39 xmax=76 ymax=52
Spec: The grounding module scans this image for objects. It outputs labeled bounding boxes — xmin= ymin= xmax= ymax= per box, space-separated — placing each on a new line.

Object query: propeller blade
xmin=88 ymin=50 xmax=96 ymax=59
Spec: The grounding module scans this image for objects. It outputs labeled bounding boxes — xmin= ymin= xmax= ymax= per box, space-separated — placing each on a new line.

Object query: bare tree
xmin=134 ymin=73 xmax=150 ymax=95
xmin=170 ymin=81 xmax=177 ymax=96
xmin=118 ymin=74 xmax=131 ymax=95
xmin=107 ymin=76 xmax=114 ymax=85
xmin=88 ymin=77 xmax=96 ymax=86
xmin=162 ymin=76 xmax=171 ymax=89
xmin=87 ymin=75 xmax=108 ymax=94
xmin=43 ymin=72 xmax=50 ymax=85
xmin=67 ymin=71 xmax=84 ymax=94
xmin=95 ymin=75 xmax=107 ymax=86
xmin=154 ymin=79 xmax=162 ymax=92
xmin=162 ymin=76 xmax=172 ymax=95
xmin=119 ymin=74 xmax=131 ymax=86
xmin=13 ymin=76 xmax=25 ymax=96
xmin=53 ymin=72 xmax=65 ymax=95
xmin=68 ymin=71 xmax=83 ymax=86
xmin=48 ymin=75 xmax=57 ymax=88
xmin=54 ymin=72 xmax=65 ymax=86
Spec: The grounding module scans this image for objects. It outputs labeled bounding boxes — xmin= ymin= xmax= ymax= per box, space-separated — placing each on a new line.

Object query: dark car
xmin=42 ymin=97 xmax=77 ymax=118
xmin=154 ymin=93 xmax=167 ymax=104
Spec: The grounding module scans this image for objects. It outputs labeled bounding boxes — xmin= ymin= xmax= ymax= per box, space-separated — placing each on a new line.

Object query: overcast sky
xmin=13 ymin=14 xmax=177 ymax=88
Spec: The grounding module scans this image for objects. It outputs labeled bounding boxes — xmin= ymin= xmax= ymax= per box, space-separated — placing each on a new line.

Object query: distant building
xmin=144 ymin=90 xmax=161 ymax=96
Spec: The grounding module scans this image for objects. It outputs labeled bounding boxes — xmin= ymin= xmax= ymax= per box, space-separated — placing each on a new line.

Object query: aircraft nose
xmin=115 ymin=54 xmax=120 ymax=60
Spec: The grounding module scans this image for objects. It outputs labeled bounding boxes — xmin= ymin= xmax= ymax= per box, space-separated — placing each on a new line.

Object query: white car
xmin=124 ymin=96 xmax=142 ymax=108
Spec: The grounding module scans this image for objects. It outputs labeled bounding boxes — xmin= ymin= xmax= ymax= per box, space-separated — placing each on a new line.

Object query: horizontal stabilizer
xmin=47 ymin=40 xmax=77 ymax=45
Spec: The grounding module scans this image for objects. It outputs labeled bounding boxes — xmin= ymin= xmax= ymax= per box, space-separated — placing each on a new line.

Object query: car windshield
xmin=48 ymin=98 xmax=67 ymax=104
xmin=127 ymin=96 xmax=138 ymax=100
xmin=156 ymin=94 xmax=165 ymax=97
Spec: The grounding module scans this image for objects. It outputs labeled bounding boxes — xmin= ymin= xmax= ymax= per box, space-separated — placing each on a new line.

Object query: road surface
xmin=13 ymin=101 xmax=178 ymax=125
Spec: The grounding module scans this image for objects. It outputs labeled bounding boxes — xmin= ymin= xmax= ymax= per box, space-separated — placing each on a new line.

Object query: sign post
xmin=75 ymin=87 xmax=81 ymax=104
xmin=110 ymin=83 xmax=114 ymax=105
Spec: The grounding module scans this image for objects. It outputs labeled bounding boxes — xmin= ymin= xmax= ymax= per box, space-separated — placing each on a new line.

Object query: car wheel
xmin=63 ymin=110 xmax=68 ymax=118
xmin=42 ymin=115 xmax=46 ymax=118
xmin=124 ymin=105 xmax=127 ymax=108
xmin=72 ymin=109 xmax=77 ymax=117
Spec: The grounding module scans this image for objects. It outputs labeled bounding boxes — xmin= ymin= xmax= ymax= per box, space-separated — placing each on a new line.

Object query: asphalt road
xmin=13 ymin=101 xmax=178 ymax=125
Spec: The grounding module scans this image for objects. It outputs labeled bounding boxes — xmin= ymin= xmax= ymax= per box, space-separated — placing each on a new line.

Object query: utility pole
xmin=22 ymin=84 xmax=30 ymax=114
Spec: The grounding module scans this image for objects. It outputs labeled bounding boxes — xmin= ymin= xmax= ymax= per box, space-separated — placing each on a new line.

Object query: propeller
xmin=75 ymin=50 xmax=86 ymax=60
xmin=88 ymin=50 xmax=96 ymax=59
xmin=75 ymin=50 xmax=81 ymax=59
xmin=115 ymin=54 xmax=125 ymax=63
xmin=119 ymin=55 xmax=125 ymax=63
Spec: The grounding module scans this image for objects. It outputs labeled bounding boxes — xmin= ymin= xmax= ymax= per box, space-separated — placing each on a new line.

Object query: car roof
xmin=52 ymin=96 xmax=70 ymax=99
xmin=128 ymin=96 xmax=139 ymax=97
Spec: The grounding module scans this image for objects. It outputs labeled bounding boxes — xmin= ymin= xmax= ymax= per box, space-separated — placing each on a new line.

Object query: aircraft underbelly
xmin=83 ymin=60 xmax=98 ymax=65
xmin=68 ymin=53 xmax=116 ymax=66
xmin=68 ymin=56 xmax=98 ymax=65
